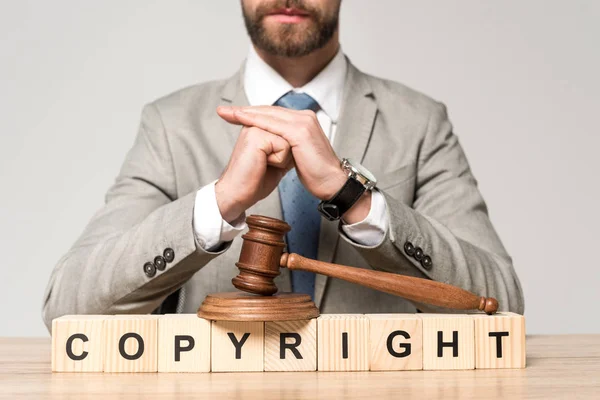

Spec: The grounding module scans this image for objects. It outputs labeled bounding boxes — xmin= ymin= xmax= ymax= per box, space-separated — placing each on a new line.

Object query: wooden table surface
xmin=1 ymin=335 xmax=599 ymax=399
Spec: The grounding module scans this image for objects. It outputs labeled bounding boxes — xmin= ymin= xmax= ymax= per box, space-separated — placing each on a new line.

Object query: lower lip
xmin=266 ymin=14 xmax=309 ymax=23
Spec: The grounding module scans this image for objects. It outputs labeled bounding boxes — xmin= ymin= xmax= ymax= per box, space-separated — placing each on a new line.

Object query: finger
xmin=239 ymin=105 xmax=302 ymax=120
xmin=242 ymin=126 xmax=292 ymax=169
xmin=233 ymin=110 xmax=302 ymax=145
xmin=241 ymin=103 xmax=319 ymax=121
xmin=266 ymin=146 xmax=292 ymax=169
xmin=218 ymin=105 xmax=303 ymax=126
xmin=217 ymin=106 xmax=244 ymax=125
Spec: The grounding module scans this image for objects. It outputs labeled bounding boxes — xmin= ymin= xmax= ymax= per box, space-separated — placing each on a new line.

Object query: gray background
xmin=1 ymin=0 xmax=598 ymax=337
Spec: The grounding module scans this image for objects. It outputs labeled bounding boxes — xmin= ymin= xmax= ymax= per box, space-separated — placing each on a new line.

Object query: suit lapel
xmin=313 ymin=61 xmax=378 ymax=307
xmin=220 ymin=66 xmax=249 ymax=147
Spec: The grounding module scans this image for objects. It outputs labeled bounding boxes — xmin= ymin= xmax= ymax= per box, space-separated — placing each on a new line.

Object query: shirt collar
xmin=243 ymin=45 xmax=347 ymax=122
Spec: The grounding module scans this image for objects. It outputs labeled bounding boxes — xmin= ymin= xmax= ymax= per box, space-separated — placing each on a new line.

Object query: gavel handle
xmin=280 ymin=253 xmax=498 ymax=314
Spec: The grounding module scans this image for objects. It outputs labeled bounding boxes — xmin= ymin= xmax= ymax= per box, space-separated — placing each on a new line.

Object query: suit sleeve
xmin=339 ymin=102 xmax=525 ymax=314
xmin=41 ymin=103 xmax=230 ymax=331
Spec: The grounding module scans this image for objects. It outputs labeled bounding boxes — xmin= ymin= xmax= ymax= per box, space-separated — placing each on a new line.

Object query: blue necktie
xmin=275 ymin=91 xmax=320 ymax=299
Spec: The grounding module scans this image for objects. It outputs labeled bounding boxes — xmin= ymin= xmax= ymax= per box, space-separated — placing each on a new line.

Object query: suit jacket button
xmin=404 ymin=241 xmax=415 ymax=256
xmin=143 ymin=262 xmax=156 ymax=278
xmin=154 ymin=256 xmax=167 ymax=271
xmin=422 ymin=255 xmax=432 ymax=270
xmin=163 ymin=248 xmax=175 ymax=263
xmin=414 ymin=247 xmax=424 ymax=261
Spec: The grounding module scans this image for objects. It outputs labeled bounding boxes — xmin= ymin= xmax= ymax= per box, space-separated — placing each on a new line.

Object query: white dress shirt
xmin=193 ymin=46 xmax=389 ymax=251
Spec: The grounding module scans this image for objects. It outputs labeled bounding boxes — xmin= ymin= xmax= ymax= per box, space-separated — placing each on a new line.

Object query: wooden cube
xmin=51 ymin=315 xmax=106 ymax=372
xmin=367 ymin=314 xmax=423 ymax=371
xmin=473 ymin=312 xmax=526 ymax=369
xmin=421 ymin=314 xmax=475 ymax=370
xmin=317 ymin=314 xmax=369 ymax=371
xmin=157 ymin=314 xmax=211 ymax=373
xmin=211 ymin=321 xmax=264 ymax=372
xmin=103 ymin=315 xmax=158 ymax=372
xmin=264 ymin=319 xmax=317 ymax=371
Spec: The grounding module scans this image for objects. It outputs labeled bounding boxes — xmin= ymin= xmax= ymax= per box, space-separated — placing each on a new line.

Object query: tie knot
xmin=274 ymin=91 xmax=320 ymax=112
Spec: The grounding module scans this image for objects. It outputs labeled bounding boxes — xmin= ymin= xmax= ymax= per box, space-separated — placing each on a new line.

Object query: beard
xmin=242 ymin=0 xmax=340 ymax=57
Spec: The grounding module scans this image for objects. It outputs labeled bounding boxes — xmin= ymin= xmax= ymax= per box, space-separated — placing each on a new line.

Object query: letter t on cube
xmin=473 ymin=312 xmax=526 ymax=369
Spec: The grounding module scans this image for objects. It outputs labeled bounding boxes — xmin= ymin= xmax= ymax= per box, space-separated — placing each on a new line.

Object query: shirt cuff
xmin=340 ymin=189 xmax=388 ymax=247
xmin=193 ymin=180 xmax=247 ymax=251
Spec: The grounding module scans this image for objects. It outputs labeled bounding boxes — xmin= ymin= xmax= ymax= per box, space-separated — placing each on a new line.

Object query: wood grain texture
xmin=157 ymin=314 xmax=211 ymax=373
xmin=367 ymin=314 xmax=423 ymax=371
xmin=224 ymin=215 xmax=498 ymax=315
xmin=103 ymin=315 xmax=158 ymax=373
xmin=211 ymin=321 xmax=264 ymax=372
xmin=264 ymin=319 xmax=317 ymax=371
xmin=51 ymin=315 xmax=106 ymax=372
xmin=231 ymin=214 xmax=290 ymax=296
xmin=317 ymin=314 xmax=369 ymax=371
xmin=198 ymin=292 xmax=319 ymax=322
xmin=421 ymin=314 xmax=475 ymax=370
xmin=473 ymin=312 xmax=526 ymax=369
xmin=283 ymin=253 xmax=498 ymax=314
xmin=3 ymin=336 xmax=600 ymax=399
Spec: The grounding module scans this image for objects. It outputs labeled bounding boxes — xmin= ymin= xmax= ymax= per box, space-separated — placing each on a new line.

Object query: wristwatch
xmin=317 ymin=158 xmax=377 ymax=221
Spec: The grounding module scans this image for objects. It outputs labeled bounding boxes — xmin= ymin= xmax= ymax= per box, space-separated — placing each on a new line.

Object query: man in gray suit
xmin=42 ymin=0 xmax=524 ymax=330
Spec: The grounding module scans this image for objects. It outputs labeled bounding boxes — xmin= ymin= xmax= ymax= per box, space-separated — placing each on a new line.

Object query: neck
xmin=254 ymin=34 xmax=340 ymax=88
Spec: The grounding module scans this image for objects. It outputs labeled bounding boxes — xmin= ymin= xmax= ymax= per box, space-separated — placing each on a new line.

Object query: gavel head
xmin=232 ymin=215 xmax=291 ymax=296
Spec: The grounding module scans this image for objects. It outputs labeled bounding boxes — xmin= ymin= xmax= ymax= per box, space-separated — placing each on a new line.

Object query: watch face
xmin=346 ymin=158 xmax=377 ymax=185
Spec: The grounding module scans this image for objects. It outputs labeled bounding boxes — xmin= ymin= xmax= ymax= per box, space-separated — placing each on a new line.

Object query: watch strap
xmin=318 ymin=178 xmax=366 ymax=221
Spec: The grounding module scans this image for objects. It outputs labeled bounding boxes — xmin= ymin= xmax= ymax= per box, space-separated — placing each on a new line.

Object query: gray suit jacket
xmin=42 ymin=59 xmax=524 ymax=330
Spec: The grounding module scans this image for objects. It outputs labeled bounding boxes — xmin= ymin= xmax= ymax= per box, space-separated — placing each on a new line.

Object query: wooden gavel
xmin=230 ymin=215 xmax=498 ymax=314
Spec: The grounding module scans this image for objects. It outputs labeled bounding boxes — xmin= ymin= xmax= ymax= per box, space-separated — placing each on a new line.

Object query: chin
xmin=263 ymin=19 xmax=313 ymax=32
xmin=269 ymin=26 xmax=314 ymax=42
